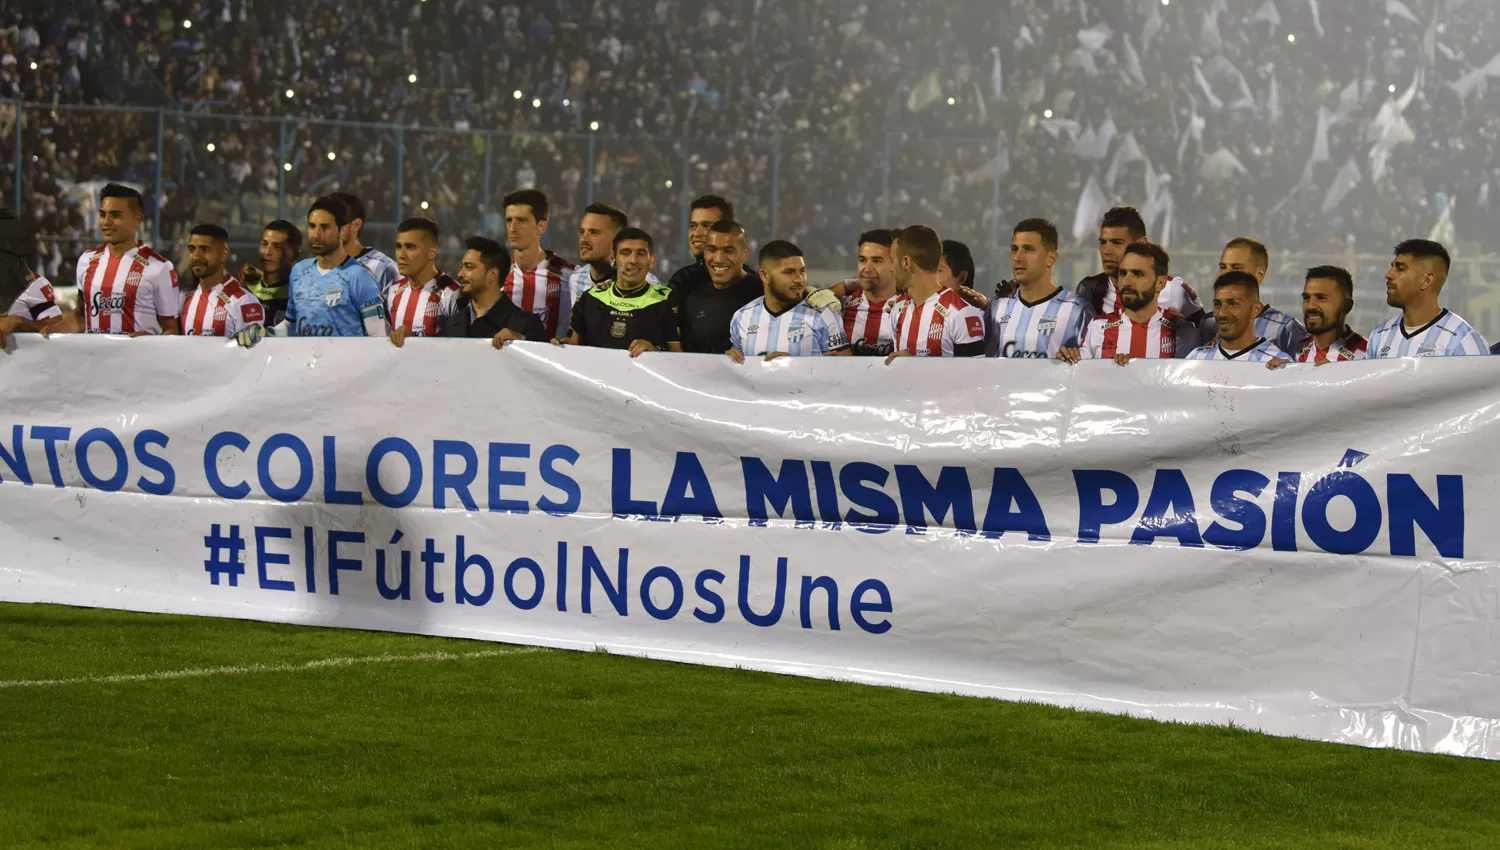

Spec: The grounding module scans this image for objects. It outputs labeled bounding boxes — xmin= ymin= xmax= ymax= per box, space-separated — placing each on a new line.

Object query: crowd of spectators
xmin=3 ymin=0 xmax=1500 ymax=290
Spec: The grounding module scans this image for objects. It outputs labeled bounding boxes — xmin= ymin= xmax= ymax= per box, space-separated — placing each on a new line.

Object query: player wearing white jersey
xmin=882 ymin=225 xmax=986 ymax=361
xmin=566 ymin=203 xmax=628 ymax=334
xmin=1061 ymin=242 xmax=1199 ymax=364
xmin=1217 ymin=236 xmax=1310 ymax=354
xmin=46 ymin=183 xmax=180 ymax=337
xmin=331 ymin=192 xmax=399 ymax=295
xmin=0 ymin=269 xmax=61 ymax=346
xmin=988 ymin=218 xmax=1088 ymax=359
xmin=1296 ymin=265 xmax=1367 ymax=363
xmin=1363 ymin=239 xmax=1488 ymax=359
xmin=180 ymin=224 xmax=264 ymax=337
xmin=1185 ymin=272 xmax=1293 ymax=364
xmin=387 ymin=217 xmax=461 ymax=346
xmin=729 ymin=240 xmax=850 ymax=361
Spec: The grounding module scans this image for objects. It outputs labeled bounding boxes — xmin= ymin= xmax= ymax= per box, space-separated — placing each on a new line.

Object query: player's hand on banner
xmin=627 ymin=339 xmax=659 ymax=358
xmin=804 ymin=288 xmax=840 ymax=312
xmin=1267 ymin=357 xmax=1291 ymax=370
xmin=492 ymin=329 xmax=523 ymax=349
xmin=41 ymin=312 xmax=81 ymax=338
xmin=236 ymin=323 xmax=268 ymax=349
xmin=1056 ymin=346 xmax=1082 ymax=364
xmin=726 ymin=349 xmax=745 ymax=364
xmin=1113 ymin=354 xmax=1136 ymax=367
xmin=884 ymin=350 xmax=912 ymax=366
xmin=389 ymin=327 xmax=411 ymax=349
xmin=764 ymin=352 xmax=791 ymax=362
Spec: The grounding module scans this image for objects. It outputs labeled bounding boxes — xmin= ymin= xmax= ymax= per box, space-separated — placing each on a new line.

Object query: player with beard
xmin=238 ymin=220 xmax=300 ymax=326
xmin=881 ymin=225 xmax=986 ymax=361
xmin=179 ymin=224 xmax=264 ymax=337
xmin=1075 ymin=207 xmax=1206 ymax=326
xmin=330 ymin=192 xmax=399 ymax=296
xmin=729 ymin=240 xmax=850 ymax=361
xmin=563 ymin=203 xmax=658 ymax=335
xmin=680 ymin=220 xmax=762 ymax=353
xmin=439 ymin=236 xmax=547 ymax=346
xmin=1217 ymin=236 xmax=1309 ymax=354
xmin=1295 ymin=266 xmax=1367 ymax=363
xmin=1186 ymin=272 xmax=1293 ymax=363
xmin=810 ymin=230 xmax=902 ymax=355
xmin=1364 ymin=239 xmax=1487 ymax=358
xmin=986 ymin=219 xmax=1089 ymax=359
xmin=1060 ymin=242 xmax=1198 ymax=364
xmin=387 ymin=216 xmax=461 ymax=346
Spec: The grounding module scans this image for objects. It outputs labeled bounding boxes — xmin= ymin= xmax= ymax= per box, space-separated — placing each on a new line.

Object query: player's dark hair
xmin=1123 ymin=242 xmax=1171 ymax=278
xmin=464 ymin=236 xmax=510 ymax=275
xmin=690 ymin=194 xmax=735 ymax=221
xmin=709 ymin=219 xmax=747 ymax=239
xmin=759 ymin=240 xmax=803 ymax=266
xmin=582 ymin=202 xmax=628 ymax=232
xmin=941 ymin=239 xmax=975 ymax=288
xmin=264 ymin=219 xmax=302 ymax=254
xmin=1394 ymin=239 xmax=1451 ymax=274
xmin=614 ymin=227 xmax=654 ymax=254
xmin=189 ymin=223 xmax=229 ymax=243
xmin=330 ymin=192 xmax=366 ymax=223
xmin=1014 ymin=218 xmax=1060 ymax=252
xmin=1224 ymin=236 xmax=1270 ymax=271
xmin=503 ymin=189 xmax=550 ymax=222
xmin=1213 ymin=271 xmax=1261 ymax=301
xmin=1100 ymin=207 xmax=1147 ymax=240
xmin=100 ymin=183 xmax=144 ymax=213
xmin=397 ymin=216 xmax=440 ymax=241
xmin=1306 ymin=265 xmax=1354 ymax=300
xmin=858 ymin=229 xmax=893 ymax=249
xmin=308 ymin=195 xmax=351 ymax=228
xmin=893 ymin=225 xmax=943 ymax=273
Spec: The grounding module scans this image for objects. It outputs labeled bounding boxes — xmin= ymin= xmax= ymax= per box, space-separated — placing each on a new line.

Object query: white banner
xmin=2 ymin=337 xmax=1499 ymax=758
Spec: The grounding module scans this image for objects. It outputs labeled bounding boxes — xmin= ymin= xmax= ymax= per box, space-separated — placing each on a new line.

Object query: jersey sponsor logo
xmin=1104 ymin=319 xmax=1125 ymax=330
xmin=90 ymin=291 xmax=126 ymax=315
xmin=934 ymin=303 xmax=952 ymax=320
xmin=40 ymin=283 xmax=55 ymax=301
xmin=965 ymin=315 xmax=984 ymax=337
xmin=828 ymin=331 xmax=849 ymax=349
xmin=241 ymin=303 xmax=264 ymax=324
xmin=294 ymin=320 xmax=337 ymax=337
xmin=747 ymin=324 xmax=760 ymax=334
xmin=1002 ymin=342 xmax=1050 ymax=359
xmin=997 ymin=313 xmax=1012 ymax=324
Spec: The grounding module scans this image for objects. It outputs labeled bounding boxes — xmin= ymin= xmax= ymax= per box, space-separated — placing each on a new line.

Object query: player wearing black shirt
xmin=561 ymin=228 xmax=681 ymax=357
xmin=680 ymin=220 xmax=761 ymax=353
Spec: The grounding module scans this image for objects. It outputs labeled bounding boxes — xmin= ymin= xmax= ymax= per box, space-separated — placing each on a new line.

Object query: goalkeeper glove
xmin=236 ymin=324 xmax=268 ymax=349
xmin=804 ymin=288 xmax=840 ymax=312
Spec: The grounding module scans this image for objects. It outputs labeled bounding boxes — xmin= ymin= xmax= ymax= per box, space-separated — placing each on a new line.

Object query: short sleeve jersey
xmin=286 ymin=257 xmax=386 ymax=337
xmin=570 ymin=281 xmax=681 ymax=351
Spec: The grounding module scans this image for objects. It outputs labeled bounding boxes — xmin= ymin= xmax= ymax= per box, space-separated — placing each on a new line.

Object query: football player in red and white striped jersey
xmin=1297 ymin=265 xmax=1368 ymax=364
xmin=1063 ymin=242 xmax=1199 ymax=365
xmin=48 ymin=183 xmax=180 ymax=337
xmin=180 ymin=224 xmax=264 ymax=337
xmin=883 ymin=225 xmax=986 ymax=361
xmin=503 ymin=189 xmax=576 ymax=338
xmin=387 ymin=217 xmax=460 ymax=347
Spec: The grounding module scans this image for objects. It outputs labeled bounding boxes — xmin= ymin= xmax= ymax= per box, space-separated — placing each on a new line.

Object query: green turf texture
xmin=2 ymin=603 xmax=1498 ymax=849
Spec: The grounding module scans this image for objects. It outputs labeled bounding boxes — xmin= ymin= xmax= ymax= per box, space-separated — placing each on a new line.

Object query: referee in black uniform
xmin=560 ymin=228 xmax=681 ymax=357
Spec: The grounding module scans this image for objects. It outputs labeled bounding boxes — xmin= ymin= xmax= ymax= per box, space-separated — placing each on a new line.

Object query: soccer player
xmin=882 ymin=225 xmax=986 ymax=360
xmin=502 ymin=189 xmax=576 ymax=339
xmin=1296 ymin=266 xmax=1367 ymax=363
xmin=239 ymin=220 xmax=300 ymax=326
xmin=729 ymin=240 xmax=850 ymax=362
xmin=561 ymin=227 xmax=681 ymax=357
xmin=439 ymin=236 xmax=548 ymax=346
xmin=241 ymin=195 xmax=385 ymax=343
xmin=680 ymin=220 xmax=762 ymax=353
xmin=330 ymin=192 xmax=399 ymax=295
xmin=1061 ymin=242 xmax=1199 ymax=364
xmin=179 ymin=224 xmax=265 ymax=337
xmin=1185 ymin=272 xmax=1293 ymax=362
xmin=813 ymin=230 xmax=901 ymax=354
xmin=986 ymin=219 xmax=1089 ymax=359
xmin=1218 ymin=236 xmax=1310 ymax=354
xmin=667 ymin=195 xmax=738 ymax=293
xmin=1364 ymin=240 xmax=1488 ymax=358
xmin=1077 ymin=207 xmax=1206 ymax=324
xmin=564 ymin=203 xmax=660 ymax=336
xmin=47 ymin=183 xmax=180 ymax=336
xmin=387 ymin=216 xmax=460 ymax=346
xmin=0 ymin=268 xmax=61 ymax=345
xmin=0 ymin=205 xmax=61 ymax=344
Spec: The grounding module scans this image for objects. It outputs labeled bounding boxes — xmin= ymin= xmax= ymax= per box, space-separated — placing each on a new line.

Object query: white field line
xmin=0 ymin=646 xmax=550 ymax=689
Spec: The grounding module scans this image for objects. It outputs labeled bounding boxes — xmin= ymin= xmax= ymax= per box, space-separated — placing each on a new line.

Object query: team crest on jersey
xmin=927 ymin=323 xmax=944 ymax=341
xmin=610 ymin=319 xmax=628 ymax=339
xmin=425 ymin=300 xmax=440 ymax=317
xmin=1038 ymin=318 xmax=1057 ymax=333
xmin=324 ymin=284 xmax=343 ymax=307
xmin=788 ymin=324 xmax=806 ymax=344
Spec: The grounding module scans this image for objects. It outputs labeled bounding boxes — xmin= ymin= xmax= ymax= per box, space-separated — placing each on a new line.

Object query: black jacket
xmin=439 ymin=293 xmax=549 ymax=341
xmin=0 ymin=207 xmax=37 ymax=317
xmin=668 ymin=257 xmax=757 ymax=295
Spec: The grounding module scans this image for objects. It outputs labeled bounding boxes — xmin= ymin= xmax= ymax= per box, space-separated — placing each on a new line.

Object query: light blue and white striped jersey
xmin=730 ymin=297 xmax=850 ymax=357
xmin=1362 ymin=309 xmax=1489 ymax=359
xmin=1254 ymin=304 xmax=1310 ymax=356
xmin=1185 ymin=338 xmax=1293 ymax=362
xmin=354 ymin=247 xmax=400 ymax=296
xmin=986 ymin=286 xmax=1089 ymax=359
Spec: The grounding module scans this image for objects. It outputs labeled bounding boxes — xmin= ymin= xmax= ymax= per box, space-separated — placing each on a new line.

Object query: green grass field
xmin=2 ymin=603 xmax=1499 ymax=849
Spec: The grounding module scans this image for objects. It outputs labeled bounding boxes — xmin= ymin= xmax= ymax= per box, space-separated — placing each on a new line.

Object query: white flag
xmin=1429 ymin=200 xmax=1456 ymax=245
xmin=1386 ymin=1 xmax=1420 ymax=25
xmin=1072 ymin=176 xmax=1110 ymax=244
xmin=1078 ymin=24 xmax=1113 ymax=52
xmin=1194 ymin=63 xmax=1224 ymax=111
xmin=906 ymin=71 xmax=942 ymax=112
xmin=1199 ymin=147 xmax=1248 ymax=183
xmin=1142 ymin=2 xmax=1163 ymax=52
xmin=1105 ymin=131 xmax=1146 ymax=188
xmin=1308 ymin=0 xmax=1325 ymax=37
xmin=1249 ymin=0 xmax=1281 ymax=30
xmin=991 ymin=48 xmax=1003 ymax=98
xmin=1322 ymin=158 xmax=1361 ymax=213
xmin=1121 ymin=34 xmax=1147 ymax=87
xmin=1267 ymin=73 xmax=1282 ymax=125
